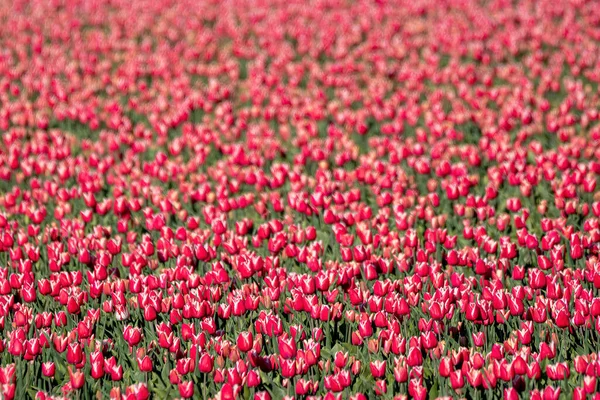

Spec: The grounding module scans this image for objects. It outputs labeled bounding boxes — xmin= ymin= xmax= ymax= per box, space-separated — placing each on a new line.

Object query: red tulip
xmin=66 ymin=343 xmax=83 ymax=366
xmin=237 ymin=331 xmax=253 ymax=353
xmin=0 ymin=381 xmax=15 ymax=400
xmin=137 ymin=356 xmax=153 ymax=372
xmin=505 ymin=387 xmax=520 ymax=400
xmin=42 ymin=362 xmax=55 ymax=378
xmin=178 ymin=381 xmax=194 ymax=399
xmin=277 ymin=334 xmax=297 ymax=359
xmin=583 ymin=376 xmax=597 ymax=394
xmin=420 ymin=331 xmax=437 ymax=349
xmin=280 ymin=358 xmax=296 ymax=378
xmin=247 ymin=370 xmax=261 ymax=387
xmin=254 ymin=391 xmax=271 ymax=400
xmin=407 ymin=346 xmax=423 ymax=367
xmin=123 ymin=326 xmax=142 ymax=347
xmin=450 ymin=370 xmax=464 ymax=389
xmin=125 ymin=383 xmax=149 ymax=400
xmin=472 ymin=331 xmax=485 ymax=347
xmin=439 ymin=357 xmax=452 ymax=377
xmin=408 ymin=379 xmax=427 ymax=400
xmin=374 ymin=379 xmax=387 ymax=395
xmin=527 ymin=361 xmax=542 ymax=380
xmin=369 ymin=360 xmax=386 ymax=378
xmin=68 ymin=367 xmax=84 ymax=390
xmin=542 ymin=386 xmax=560 ymax=400
xmin=198 ymin=353 xmax=213 ymax=374
xmin=90 ymin=351 xmax=104 ymax=379
xmin=110 ymin=364 xmax=124 ymax=381
xmin=546 ymin=362 xmax=569 ymax=381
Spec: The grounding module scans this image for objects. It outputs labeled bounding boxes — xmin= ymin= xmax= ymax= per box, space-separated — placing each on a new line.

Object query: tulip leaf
xmin=161 ymin=359 xmax=170 ymax=384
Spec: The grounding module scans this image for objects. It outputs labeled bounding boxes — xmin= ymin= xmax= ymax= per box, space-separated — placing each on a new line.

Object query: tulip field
xmin=2 ymin=0 xmax=600 ymax=399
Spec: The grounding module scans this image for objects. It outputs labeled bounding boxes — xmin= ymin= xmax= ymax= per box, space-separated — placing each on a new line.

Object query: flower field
xmin=1 ymin=0 xmax=600 ymax=398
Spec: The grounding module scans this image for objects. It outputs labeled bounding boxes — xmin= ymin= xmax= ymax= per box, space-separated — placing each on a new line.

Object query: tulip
xmin=68 ymin=367 xmax=84 ymax=390
xmin=583 ymin=376 xmax=597 ymax=394
xmin=176 ymin=358 xmax=193 ymax=375
xmin=505 ymin=387 xmax=520 ymax=400
xmin=527 ymin=361 xmax=542 ymax=380
xmin=90 ymin=351 xmax=104 ymax=379
xmin=66 ymin=343 xmax=83 ymax=366
xmin=472 ymin=331 xmax=485 ymax=347
xmin=110 ymin=365 xmax=124 ymax=381
xmin=408 ymin=379 xmax=427 ymax=400
xmin=546 ymin=362 xmax=569 ymax=380
xmin=42 ymin=362 xmax=55 ymax=378
xmin=512 ymin=356 xmax=527 ymax=375
xmin=178 ymin=381 xmax=194 ymax=398
xmin=247 ymin=370 xmax=261 ymax=387
xmin=374 ymin=379 xmax=387 ymax=395
xmin=390 ymin=362 xmax=406 ymax=383
xmin=124 ymin=326 xmax=142 ymax=347
xmin=137 ymin=356 xmax=153 ymax=372
xmin=1 ymin=384 xmax=15 ymax=400
xmin=324 ymin=374 xmax=344 ymax=392
xmin=450 ymin=370 xmax=464 ymax=389
xmin=277 ymin=334 xmax=297 ymax=359
xmin=280 ymin=358 xmax=296 ymax=378
xmin=573 ymin=387 xmax=586 ymax=400
xmin=369 ymin=360 xmax=386 ymax=378
xmin=237 ymin=331 xmax=253 ymax=352
xmin=169 ymin=369 xmax=181 ymax=385
xmin=198 ymin=353 xmax=213 ymax=373
xmin=126 ymin=383 xmax=149 ymax=400
xmin=334 ymin=351 xmax=348 ymax=368
xmin=352 ymin=360 xmax=362 ymax=376
xmin=420 ymin=331 xmax=437 ymax=349
xmin=543 ymin=386 xmax=560 ymax=400
xmin=254 ymin=391 xmax=271 ymax=400
xmin=439 ymin=357 xmax=452 ymax=377
xmin=407 ymin=346 xmax=423 ymax=367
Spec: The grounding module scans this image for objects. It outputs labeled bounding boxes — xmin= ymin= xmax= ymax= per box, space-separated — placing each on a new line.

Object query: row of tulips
xmin=1 ymin=0 xmax=600 ymax=399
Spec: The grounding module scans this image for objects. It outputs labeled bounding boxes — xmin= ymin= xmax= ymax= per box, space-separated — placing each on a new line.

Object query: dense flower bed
xmin=0 ymin=0 xmax=600 ymax=398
